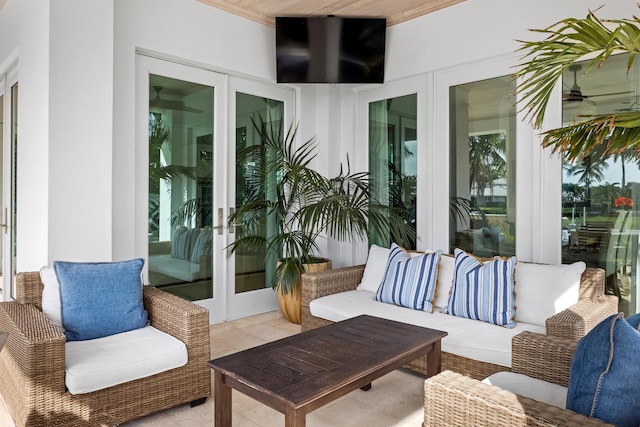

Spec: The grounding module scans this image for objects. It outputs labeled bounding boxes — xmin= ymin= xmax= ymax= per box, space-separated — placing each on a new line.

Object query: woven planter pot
xmin=277 ymin=258 xmax=331 ymax=324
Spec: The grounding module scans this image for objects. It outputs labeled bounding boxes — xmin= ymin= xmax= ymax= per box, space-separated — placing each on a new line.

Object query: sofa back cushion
xmin=443 ymin=248 xmax=516 ymax=328
xmin=375 ymin=244 xmax=442 ymax=312
xmin=515 ymin=261 xmax=585 ymax=327
xmin=54 ymin=259 xmax=148 ymax=341
xmin=434 ymin=254 xmax=455 ymax=309
xmin=566 ymin=313 xmax=640 ymax=427
xmin=357 ymin=244 xmax=391 ymax=293
xmin=40 ymin=266 xmax=66 ymax=333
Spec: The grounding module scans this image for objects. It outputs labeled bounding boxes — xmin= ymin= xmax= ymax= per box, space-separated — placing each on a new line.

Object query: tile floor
xmin=0 ymin=310 xmax=427 ymax=426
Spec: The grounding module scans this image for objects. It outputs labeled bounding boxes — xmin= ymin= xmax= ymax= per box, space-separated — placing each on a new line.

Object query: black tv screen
xmin=276 ymin=16 xmax=386 ymax=84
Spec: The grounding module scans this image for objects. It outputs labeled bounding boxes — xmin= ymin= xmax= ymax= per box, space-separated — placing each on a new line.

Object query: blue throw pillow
xmin=54 ymin=259 xmax=148 ymax=341
xmin=566 ymin=313 xmax=640 ymax=427
xmin=442 ymin=248 xmax=516 ymax=328
xmin=375 ymin=243 xmax=442 ymax=312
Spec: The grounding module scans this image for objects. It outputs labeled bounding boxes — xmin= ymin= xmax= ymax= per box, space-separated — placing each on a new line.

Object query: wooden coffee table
xmin=207 ymin=315 xmax=447 ymax=426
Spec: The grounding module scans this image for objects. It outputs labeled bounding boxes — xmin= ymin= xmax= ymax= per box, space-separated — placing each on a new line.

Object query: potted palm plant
xmin=515 ymin=7 xmax=640 ymax=161
xmin=227 ymin=117 xmax=415 ymax=323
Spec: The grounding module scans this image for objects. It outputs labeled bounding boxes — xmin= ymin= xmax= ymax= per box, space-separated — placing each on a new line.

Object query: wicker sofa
xmin=0 ymin=272 xmax=211 ymax=427
xmin=423 ymin=331 xmax=615 ymax=426
xmin=301 ymin=261 xmax=618 ymax=380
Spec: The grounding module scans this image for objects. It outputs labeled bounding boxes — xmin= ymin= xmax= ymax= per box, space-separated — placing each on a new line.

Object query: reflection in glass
xmin=368 ymin=94 xmax=417 ymax=249
xmin=234 ymin=93 xmax=284 ymax=294
xmin=449 ymin=76 xmax=516 ymax=258
xmin=561 ymin=54 xmax=640 ymax=315
xmin=147 ymin=75 xmax=213 ymax=301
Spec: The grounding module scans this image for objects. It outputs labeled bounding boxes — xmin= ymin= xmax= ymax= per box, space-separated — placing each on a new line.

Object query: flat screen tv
xmin=276 ymin=16 xmax=386 ymax=84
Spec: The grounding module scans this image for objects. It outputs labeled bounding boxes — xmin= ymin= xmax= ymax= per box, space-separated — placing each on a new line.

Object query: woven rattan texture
xmin=423 ymin=370 xmax=614 ymax=426
xmin=301 ymin=265 xmax=615 ymax=381
xmin=0 ymin=272 xmax=211 ymax=426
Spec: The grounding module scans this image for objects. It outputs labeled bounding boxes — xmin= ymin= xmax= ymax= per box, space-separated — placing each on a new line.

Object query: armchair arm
xmin=511 ymin=332 xmax=577 ymax=387
xmin=545 ymin=295 xmax=618 ymax=341
xmin=0 ymin=301 xmax=67 ymax=393
xmin=424 ymin=370 xmax=614 ymax=427
xmin=301 ymin=264 xmax=365 ymax=329
xmin=142 ymin=286 xmax=210 ymax=363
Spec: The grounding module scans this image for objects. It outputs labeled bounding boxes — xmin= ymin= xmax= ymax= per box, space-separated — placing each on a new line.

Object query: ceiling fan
xmin=563 ymin=64 xmax=631 ymax=103
xmin=150 ymin=86 xmax=203 ymax=114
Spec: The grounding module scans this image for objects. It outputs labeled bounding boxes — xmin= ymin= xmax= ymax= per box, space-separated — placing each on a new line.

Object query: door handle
xmin=213 ymin=208 xmax=224 ymax=235
xmin=229 ymin=207 xmax=235 ymax=234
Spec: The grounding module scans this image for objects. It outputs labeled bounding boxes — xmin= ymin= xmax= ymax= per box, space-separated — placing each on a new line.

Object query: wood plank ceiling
xmin=196 ymin=0 xmax=465 ymax=27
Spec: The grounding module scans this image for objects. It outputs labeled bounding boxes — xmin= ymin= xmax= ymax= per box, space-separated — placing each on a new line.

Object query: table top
xmin=208 ymin=315 xmax=447 ymax=412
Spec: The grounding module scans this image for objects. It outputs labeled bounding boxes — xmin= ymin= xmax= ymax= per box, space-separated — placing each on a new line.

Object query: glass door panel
xmin=561 ymin=53 xmax=640 ymax=315
xmin=226 ymin=77 xmax=293 ymax=320
xmin=7 ymin=82 xmax=17 ymax=300
xmin=234 ymin=92 xmax=284 ymax=294
xmin=147 ymin=75 xmax=214 ymax=302
xmin=368 ymin=93 xmax=417 ymax=249
xmin=449 ymin=76 xmax=516 ymax=258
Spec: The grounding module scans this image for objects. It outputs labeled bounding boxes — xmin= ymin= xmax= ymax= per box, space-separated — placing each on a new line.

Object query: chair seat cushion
xmin=483 ymin=371 xmax=568 ymax=409
xmin=65 ymin=325 xmax=188 ymax=394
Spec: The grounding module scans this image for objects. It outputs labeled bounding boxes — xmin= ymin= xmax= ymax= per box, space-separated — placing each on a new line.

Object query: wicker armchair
xmin=423 ymin=331 xmax=614 ymax=426
xmin=301 ymin=264 xmax=618 ymax=380
xmin=0 ymin=272 xmax=211 ymax=427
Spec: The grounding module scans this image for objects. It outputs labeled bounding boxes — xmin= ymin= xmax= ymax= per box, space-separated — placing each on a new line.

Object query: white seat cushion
xmin=65 ymin=325 xmax=188 ymax=394
xmin=483 ymin=371 xmax=568 ymax=409
xmin=310 ymin=290 xmax=545 ymax=367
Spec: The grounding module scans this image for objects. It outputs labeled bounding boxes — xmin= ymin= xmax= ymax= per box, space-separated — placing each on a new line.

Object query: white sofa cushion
xmin=514 ymin=261 xmax=585 ymax=327
xmin=310 ymin=290 xmax=545 ymax=367
xmin=357 ymin=244 xmax=391 ymax=293
xmin=434 ymin=254 xmax=454 ymax=309
xmin=483 ymin=371 xmax=568 ymax=409
xmin=65 ymin=325 xmax=188 ymax=394
xmin=40 ymin=266 xmax=66 ymax=333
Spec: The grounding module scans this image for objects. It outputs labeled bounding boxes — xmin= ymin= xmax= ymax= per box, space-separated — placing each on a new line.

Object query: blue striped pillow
xmin=375 ymin=244 xmax=442 ymax=312
xmin=442 ymin=248 xmax=516 ymax=328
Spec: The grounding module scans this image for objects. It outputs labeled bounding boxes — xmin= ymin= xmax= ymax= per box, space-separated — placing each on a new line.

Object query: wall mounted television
xmin=275 ymin=16 xmax=386 ymax=84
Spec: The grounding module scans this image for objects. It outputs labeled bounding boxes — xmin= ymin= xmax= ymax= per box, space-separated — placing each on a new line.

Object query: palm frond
xmin=227 ymin=115 xmax=417 ymax=292
xmin=515 ymin=9 xmax=640 ymax=130
xmin=541 ymin=111 xmax=640 ymax=161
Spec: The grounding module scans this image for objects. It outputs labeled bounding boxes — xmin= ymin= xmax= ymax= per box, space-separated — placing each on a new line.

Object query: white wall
xmin=48 ymin=0 xmax=115 ymax=262
xmin=0 ymin=0 xmax=49 ymax=271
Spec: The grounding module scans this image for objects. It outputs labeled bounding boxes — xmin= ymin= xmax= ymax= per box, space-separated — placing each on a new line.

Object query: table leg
xmin=360 ymin=383 xmax=372 ymax=391
xmin=425 ymin=340 xmax=442 ymax=378
xmin=285 ymin=408 xmax=306 ymax=427
xmin=214 ymin=371 xmax=232 ymax=427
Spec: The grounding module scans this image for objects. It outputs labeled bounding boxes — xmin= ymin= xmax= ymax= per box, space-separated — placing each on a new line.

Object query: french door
xmin=0 ymin=65 xmax=17 ymax=302
xmin=137 ymin=55 xmax=293 ymax=323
